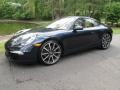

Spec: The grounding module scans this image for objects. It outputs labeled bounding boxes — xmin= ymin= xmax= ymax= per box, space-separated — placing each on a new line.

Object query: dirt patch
xmin=0 ymin=35 xmax=12 ymax=42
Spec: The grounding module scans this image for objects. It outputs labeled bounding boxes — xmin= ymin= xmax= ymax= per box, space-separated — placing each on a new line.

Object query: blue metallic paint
xmin=5 ymin=16 xmax=113 ymax=63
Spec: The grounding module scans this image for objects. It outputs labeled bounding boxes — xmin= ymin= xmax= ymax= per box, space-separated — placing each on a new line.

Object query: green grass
xmin=0 ymin=21 xmax=51 ymax=35
xmin=112 ymin=28 xmax=120 ymax=34
xmin=0 ymin=22 xmax=38 ymax=35
xmin=0 ymin=41 xmax=5 ymax=54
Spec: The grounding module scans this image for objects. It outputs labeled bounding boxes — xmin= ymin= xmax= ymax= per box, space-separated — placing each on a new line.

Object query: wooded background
xmin=0 ymin=0 xmax=120 ymax=25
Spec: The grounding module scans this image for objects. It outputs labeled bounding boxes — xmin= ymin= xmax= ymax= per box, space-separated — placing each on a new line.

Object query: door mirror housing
xmin=73 ymin=25 xmax=83 ymax=31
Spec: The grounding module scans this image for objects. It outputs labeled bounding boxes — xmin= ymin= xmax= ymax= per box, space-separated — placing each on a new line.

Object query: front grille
xmin=6 ymin=51 xmax=18 ymax=60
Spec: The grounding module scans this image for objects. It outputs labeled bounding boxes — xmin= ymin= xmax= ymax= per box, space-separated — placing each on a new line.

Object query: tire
xmin=100 ymin=33 xmax=112 ymax=49
xmin=39 ymin=40 xmax=62 ymax=65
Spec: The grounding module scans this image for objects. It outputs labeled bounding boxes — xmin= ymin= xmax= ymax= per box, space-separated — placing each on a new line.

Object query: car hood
xmin=15 ymin=28 xmax=67 ymax=37
xmin=10 ymin=28 xmax=67 ymax=43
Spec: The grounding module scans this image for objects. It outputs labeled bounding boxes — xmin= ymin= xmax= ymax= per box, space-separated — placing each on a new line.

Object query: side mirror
xmin=73 ymin=25 xmax=83 ymax=31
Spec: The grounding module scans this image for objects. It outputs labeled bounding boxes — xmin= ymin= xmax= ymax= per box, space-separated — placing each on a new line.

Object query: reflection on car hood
xmin=29 ymin=28 xmax=67 ymax=35
xmin=16 ymin=28 xmax=67 ymax=37
xmin=10 ymin=28 xmax=67 ymax=43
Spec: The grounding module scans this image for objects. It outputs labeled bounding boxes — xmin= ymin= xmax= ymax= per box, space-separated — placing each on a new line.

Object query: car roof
xmin=64 ymin=16 xmax=91 ymax=19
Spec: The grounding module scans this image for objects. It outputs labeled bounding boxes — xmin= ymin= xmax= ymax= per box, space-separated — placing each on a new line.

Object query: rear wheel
xmin=39 ymin=40 xmax=62 ymax=65
xmin=100 ymin=33 xmax=111 ymax=49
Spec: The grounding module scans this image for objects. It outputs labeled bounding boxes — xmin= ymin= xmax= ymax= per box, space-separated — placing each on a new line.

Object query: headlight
xmin=21 ymin=34 xmax=37 ymax=46
xmin=21 ymin=37 xmax=36 ymax=46
xmin=12 ymin=33 xmax=39 ymax=46
xmin=19 ymin=34 xmax=38 ymax=52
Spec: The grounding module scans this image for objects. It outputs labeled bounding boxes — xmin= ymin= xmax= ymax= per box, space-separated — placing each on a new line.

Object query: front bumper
xmin=5 ymin=48 xmax=38 ymax=63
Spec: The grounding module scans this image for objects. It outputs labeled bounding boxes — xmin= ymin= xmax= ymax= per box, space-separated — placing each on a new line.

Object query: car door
xmin=81 ymin=18 xmax=100 ymax=46
xmin=63 ymin=18 xmax=100 ymax=53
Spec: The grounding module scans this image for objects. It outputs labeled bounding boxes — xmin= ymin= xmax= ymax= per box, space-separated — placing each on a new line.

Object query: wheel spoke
xmin=51 ymin=56 xmax=55 ymax=63
xmin=43 ymin=55 xmax=49 ymax=61
xmin=43 ymin=47 xmax=49 ymax=52
xmin=53 ymin=54 xmax=59 ymax=59
xmin=54 ymin=51 xmax=61 ymax=54
xmin=41 ymin=52 xmax=49 ymax=55
xmin=48 ymin=43 xmax=52 ymax=51
xmin=47 ymin=56 xmax=51 ymax=63
xmin=52 ymin=43 xmax=56 ymax=50
xmin=54 ymin=46 xmax=59 ymax=51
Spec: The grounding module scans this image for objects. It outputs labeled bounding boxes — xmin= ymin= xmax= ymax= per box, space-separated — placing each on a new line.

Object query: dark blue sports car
xmin=5 ymin=16 xmax=113 ymax=65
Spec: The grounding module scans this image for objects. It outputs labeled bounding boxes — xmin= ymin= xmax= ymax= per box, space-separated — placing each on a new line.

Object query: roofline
xmin=62 ymin=16 xmax=92 ymax=19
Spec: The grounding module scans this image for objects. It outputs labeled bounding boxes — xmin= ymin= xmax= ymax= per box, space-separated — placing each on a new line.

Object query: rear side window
xmin=84 ymin=18 xmax=99 ymax=28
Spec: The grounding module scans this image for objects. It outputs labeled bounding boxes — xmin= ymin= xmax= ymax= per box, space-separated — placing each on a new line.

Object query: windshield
xmin=46 ymin=17 xmax=76 ymax=30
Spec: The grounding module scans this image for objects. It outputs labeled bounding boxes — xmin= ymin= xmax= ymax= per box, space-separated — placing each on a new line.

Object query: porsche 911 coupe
xmin=5 ymin=16 xmax=113 ymax=65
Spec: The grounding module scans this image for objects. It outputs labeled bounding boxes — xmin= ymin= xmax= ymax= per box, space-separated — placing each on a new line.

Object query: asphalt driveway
xmin=0 ymin=35 xmax=120 ymax=90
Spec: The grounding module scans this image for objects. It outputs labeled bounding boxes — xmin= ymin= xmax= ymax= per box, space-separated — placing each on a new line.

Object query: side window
xmin=84 ymin=18 xmax=99 ymax=28
xmin=74 ymin=19 xmax=83 ymax=28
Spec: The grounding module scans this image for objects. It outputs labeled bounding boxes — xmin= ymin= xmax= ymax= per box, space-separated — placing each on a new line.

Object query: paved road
xmin=0 ymin=35 xmax=120 ymax=90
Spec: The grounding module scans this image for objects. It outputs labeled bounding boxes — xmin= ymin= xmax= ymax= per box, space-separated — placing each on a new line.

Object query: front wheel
xmin=39 ymin=40 xmax=62 ymax=65
xmin=100 ymin=33 xmax=112 ymax=49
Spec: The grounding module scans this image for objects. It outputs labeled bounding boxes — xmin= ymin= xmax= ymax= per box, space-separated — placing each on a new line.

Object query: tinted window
xmin=74 ymin=19 xmax=84 ymax=28
xmin=84 ymin=18 xmax=99 ymax=28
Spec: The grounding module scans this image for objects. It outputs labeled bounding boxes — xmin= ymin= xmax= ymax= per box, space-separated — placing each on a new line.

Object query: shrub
xmin=104 ymin=2 xmax=120 ymax=25
xmin=0 ymin=3 xmax=15 ymax=19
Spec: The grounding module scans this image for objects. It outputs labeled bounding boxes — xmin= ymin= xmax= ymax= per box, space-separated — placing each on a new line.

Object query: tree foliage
xmin=0 ymin=0 xmax=119 ymax=24
xmin=104 ymin=2 xmax=120 ymax=24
